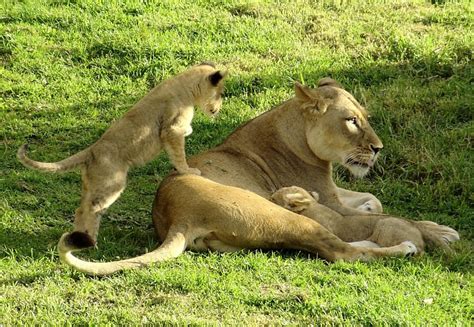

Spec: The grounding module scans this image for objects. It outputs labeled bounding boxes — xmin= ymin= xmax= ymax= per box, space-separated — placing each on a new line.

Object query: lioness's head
xmin=192 ymin=62 xmax=228 ymax=117
xmin=295 ymin=78 xmax=383 ymax=177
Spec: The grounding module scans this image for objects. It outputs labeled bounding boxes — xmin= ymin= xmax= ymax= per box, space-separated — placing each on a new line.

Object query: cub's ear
xmin=284 ymin=193 xmax=312 ymax=212
xmin=209 ymin=70 xmax=227 ymax=86
xmin=294 ymin=81 xmax=329 ymax=115
xmin=317 ymin=77 xmax=343 ymax=89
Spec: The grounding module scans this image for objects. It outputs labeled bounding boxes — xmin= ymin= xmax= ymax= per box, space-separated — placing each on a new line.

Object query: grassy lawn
xmin=1 ymin=0 xmax=473 ymax=324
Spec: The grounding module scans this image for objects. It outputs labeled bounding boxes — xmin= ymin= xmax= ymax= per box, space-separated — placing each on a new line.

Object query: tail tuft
xmin=17 ymin=143 xmax=28 ymax=160
xmin=64 ymin=231 xmax=96 ymax=250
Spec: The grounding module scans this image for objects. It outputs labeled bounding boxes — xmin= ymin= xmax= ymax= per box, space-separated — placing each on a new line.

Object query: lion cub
xmin=272 ymin=186 xmax=459 ymax=253
xmin=18 ymin=62 xmax=227 ymax=248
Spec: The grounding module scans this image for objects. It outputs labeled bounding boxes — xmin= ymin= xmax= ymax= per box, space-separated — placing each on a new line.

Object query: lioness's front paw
xmin=184 ymin=126 xmax=193 ymax=137
xmin=400 ymin=241 xmax=418 ymax=257
xmin=357 ymin=199 xmax=383 ymax=213
xmin=178 ymin=167 xmax=201 ymax=176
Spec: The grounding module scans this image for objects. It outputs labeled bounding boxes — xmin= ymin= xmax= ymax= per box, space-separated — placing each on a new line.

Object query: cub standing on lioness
xmin=17 ymin=62 xmax=227 ymax=249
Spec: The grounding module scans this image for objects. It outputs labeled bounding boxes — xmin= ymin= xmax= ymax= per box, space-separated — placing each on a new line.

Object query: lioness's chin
xmin=346 ymin=164 xmax=370 ymax=178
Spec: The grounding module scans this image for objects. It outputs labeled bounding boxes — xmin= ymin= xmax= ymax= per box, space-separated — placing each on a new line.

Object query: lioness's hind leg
xmin=346 ymin=241 xmax=418 ymax=262
xmin=204 ymin=239 xmax=243 ymax=252
xmin=69 ymin=165 xmax=127 ymax=249
xmin=349 ymin=240 xmax=380 ymax=248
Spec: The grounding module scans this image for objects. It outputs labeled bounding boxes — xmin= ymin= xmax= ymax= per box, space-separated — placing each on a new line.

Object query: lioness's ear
xmin=209 ymin=70 xmax=227 ymax=86
xmin=295 ymin=81 xmax=329 ymax=114
xmin=294 ymin=81 xmax=314 ymax=102
xmin=317 ymin=77 xmax=343 ymax=89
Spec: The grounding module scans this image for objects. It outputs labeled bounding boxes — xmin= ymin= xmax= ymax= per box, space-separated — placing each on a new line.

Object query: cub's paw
xmin=356 ymin=199 xmax=383 ymax=213
xmin=178 ymin=167 xmax=202 ymax=176
xmin=310 ymin=191 xmax=320 ymax=202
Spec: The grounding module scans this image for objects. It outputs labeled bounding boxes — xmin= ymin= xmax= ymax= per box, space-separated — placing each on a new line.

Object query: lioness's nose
xmin=370 ymin=144 xmax=382 ymax=155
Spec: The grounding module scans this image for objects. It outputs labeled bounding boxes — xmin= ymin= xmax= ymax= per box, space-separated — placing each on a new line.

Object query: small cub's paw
xmin=401 ymin=241 xmax=418 ymax=257
xmin=310 ymin=191 xmax=320 ymax=202
xmin=64 ymin=231 xmax=96 ymax=250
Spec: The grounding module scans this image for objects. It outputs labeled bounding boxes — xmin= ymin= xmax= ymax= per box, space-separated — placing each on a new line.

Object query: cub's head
xmin=295 ymin=78 xmax=383 ymax=177
xmin=192 ymin=62 xmax=228 ymax=117
xmin=271 ymin=186 xmax=319 ymax=213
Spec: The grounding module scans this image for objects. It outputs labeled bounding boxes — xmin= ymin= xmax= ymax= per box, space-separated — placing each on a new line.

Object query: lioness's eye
xmin=346 ymin=117 xmax=357 ymax=125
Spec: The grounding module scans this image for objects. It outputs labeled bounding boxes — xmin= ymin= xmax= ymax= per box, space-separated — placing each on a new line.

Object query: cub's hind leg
xmin=67 ymin=161 xmax=128 ymax=249
xmin=368 ymin=217 xmax=425 ymax=253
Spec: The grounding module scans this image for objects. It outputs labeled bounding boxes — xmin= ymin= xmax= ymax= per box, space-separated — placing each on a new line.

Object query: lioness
xmin=58 ymin=174 xmax=418 ymax=276
xmin=272 ymin=186 xmax=459 ymax=252
xmin=18 ymin=62 xmax=227 ymax=246
xmin=185 ymin=78 xmax=386 ymax=215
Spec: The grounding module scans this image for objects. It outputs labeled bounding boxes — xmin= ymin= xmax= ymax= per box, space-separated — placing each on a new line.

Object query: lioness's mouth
xmin=345 ymin=159 xmax=370 ymax=168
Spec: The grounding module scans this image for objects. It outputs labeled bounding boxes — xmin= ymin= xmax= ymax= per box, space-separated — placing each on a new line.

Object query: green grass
xmin=1 ymin=0 xmax=473 ymax=324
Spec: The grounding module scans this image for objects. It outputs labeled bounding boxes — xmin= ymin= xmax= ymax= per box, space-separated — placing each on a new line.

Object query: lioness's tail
xmin=414 ymin=221 xmax=460 ymax=251
xmin=58 ymin=227 xmax=187 ymax=276
xmin=17 ymin=144 xmax=89 ymax=172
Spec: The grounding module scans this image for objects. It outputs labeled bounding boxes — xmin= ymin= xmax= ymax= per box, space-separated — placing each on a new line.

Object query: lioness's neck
xmin=217 ymin=98 xmax=333 ymax=192
xmin=273 ymin=98 xmax=330 ymax=169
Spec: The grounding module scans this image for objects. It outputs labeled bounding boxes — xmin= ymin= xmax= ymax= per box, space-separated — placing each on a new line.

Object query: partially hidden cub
xmin=17 ymin=62 xmax=227 ymax=248
xmin=272 ymin=186 xmax=459 ymax=253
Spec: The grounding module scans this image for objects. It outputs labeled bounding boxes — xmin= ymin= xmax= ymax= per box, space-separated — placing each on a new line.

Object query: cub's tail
xmin=58 ymin=227 xmax=187 ymax=276
xmin=414 ymin=221 xmax=460 ymax=251
xmin=17 ymin=144 xmax=89 ymax=172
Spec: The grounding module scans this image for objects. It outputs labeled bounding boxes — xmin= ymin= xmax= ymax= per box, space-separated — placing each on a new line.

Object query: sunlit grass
xmin=1 ymin=0 xmax=472 ymax=324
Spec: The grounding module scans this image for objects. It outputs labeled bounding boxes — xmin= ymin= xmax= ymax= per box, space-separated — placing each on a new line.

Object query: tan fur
xmin=18 ymin=64 xmax=227 ymax=242
xmin=183 ymin=78 xmax=385 ymax=215
xmin=58 ymin=175 xmax=417 ymax=276
xmin=57 ymin=78 xmax=459 ymax=275
xmin=272 ymin=187 xmax=459 ymax=252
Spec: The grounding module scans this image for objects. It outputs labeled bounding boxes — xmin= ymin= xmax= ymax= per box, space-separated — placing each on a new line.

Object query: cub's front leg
xmin=161 ymin=124 xmax=201 ymax=175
